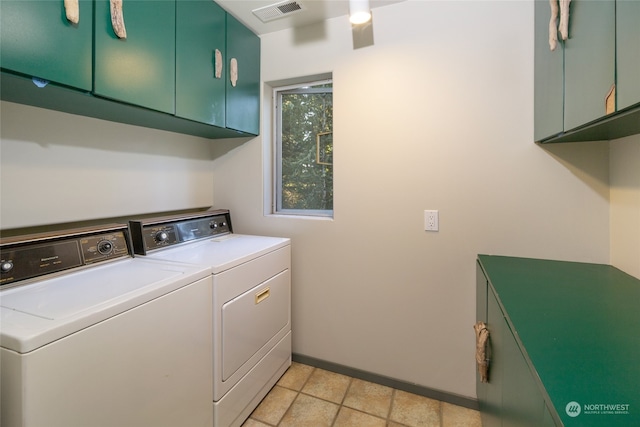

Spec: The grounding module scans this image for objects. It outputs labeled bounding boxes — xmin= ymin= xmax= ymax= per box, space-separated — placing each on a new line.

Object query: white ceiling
xmin=217 ymin=0 xmax=406 ymax=35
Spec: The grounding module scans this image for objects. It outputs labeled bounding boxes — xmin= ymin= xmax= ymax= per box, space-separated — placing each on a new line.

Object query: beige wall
xmin=212 ymin=1 xmax=611 ymax=398
xmin=610 ymin=134 xmax=640 ymax=278
xmin=0 ymin=101 xmax=214 ymax=229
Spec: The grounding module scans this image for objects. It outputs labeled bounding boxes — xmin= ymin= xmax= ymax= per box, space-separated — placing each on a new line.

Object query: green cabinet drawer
xmin=94 ymin=0 xmax=176 ymax=113
xmin=563 ymin=0 xmax=615 ymax=130
xmin=533 ymin=0 xmax=564 ymax=142
xmin=0 ymin=0 xmax=93 ymax=91
xmin=225 ymin=13 xmax=261 ymax=135
xmin=617 ymin=0 xmax=640 ymax=110
xmin=175 ymin=0 xmax=226 ymax=127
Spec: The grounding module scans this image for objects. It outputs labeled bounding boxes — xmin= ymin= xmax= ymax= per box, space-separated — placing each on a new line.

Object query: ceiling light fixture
xmin=349 ymin=0 xmax=371 ymax=25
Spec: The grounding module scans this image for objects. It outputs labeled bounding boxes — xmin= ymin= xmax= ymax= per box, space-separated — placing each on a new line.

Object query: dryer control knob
xmin=210 ymin=222 xmax=218 ymax=229
xmin=155 ymin=231 xmax=169 ymax=243
xmin=1 ymin=261 xmax=13 ymax=273
xmin=97 ymin=240 xmax=114 ymax=255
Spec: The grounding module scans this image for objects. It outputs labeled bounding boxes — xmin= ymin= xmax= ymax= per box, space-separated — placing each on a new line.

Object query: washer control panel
xmin=129 ymin=210 xmax=232 ymax=255
xmin=0 ymin=225 xmax=131 ymax=289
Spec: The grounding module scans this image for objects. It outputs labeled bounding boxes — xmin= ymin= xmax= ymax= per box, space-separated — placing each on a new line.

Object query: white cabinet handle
xmin=230 ymin=58 xmax=238 ymax=87
xmin=110 ymin=0 xmax=127 ymax=39
xmin=64 ymin=0 xmax=80 ymax=24
xmin=549 ymin=0 xmax=559 ymax=50
xmin=474 ymin=321 xmax=490 ymax=383
xmin=548 ymin=0 xmax=570 ymax=51
xmin=215 ymin=49 xmax=223 ymax=79
xmin=559 ymin=0 xmax=571 ymax=41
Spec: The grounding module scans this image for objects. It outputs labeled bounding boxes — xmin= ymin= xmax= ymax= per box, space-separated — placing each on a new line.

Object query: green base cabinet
xmin=617 ymin=0 xmax=640 ymax=111
xmin=501 ymin=320 xmax=547 ymax=427
xmin=225 ymin=13 xmax=261 ymax=135
xmin=477 ymin=255 xmax=640 ymax=427
xmin=94 ymin=0 xmax=176 ymax=114
xmin=476 ymin=263 xmax=503 ymax=427
xmin=0 ymin=0 xmax=93 ymax=91
xmin=477 ymin=261 xmax=548 ymax=427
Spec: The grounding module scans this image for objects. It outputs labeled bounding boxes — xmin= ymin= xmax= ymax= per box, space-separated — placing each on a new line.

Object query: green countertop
xmin=478 ymin=255 xmax=640 ymax=427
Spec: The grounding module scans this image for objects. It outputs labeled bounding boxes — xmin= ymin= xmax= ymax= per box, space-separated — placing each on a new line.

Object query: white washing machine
xmin=0 ymin=224 xmax=213 ymax=427
xmin=129 ymin=210 xmax=291 ymax=427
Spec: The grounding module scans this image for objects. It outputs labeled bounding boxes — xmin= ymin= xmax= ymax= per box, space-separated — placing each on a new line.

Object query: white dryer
xmin=0 ymin=224 xmax=213 ymax=427
xmin=129 ymin=210 xmax=291 ymax=427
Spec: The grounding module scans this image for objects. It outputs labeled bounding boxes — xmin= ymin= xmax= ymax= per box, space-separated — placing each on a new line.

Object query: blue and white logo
xmin=566 ymin=401 xmax=581 ymax=417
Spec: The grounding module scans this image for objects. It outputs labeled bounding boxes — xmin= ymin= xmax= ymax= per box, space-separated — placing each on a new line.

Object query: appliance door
xmin=1 ymin=277 xmax=213 ymax=427
xmin=221 ymin=269 xmax=290 ymax=380
xmin=0 ymin=258 xmax=210 ymax=353
xmin=213 ymin=244 xmax=291 ymax=400
xmin=146 ymin=234 xmax=290 ymax=274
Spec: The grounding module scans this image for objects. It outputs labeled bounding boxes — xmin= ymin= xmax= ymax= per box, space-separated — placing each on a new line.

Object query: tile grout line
xmin=328 ymin=375 xmax=353 ymax=427
xmin=276 ymin=365 xmax=316 ymax=426
xmin=387 ymin=388 xmax=397 ymax=425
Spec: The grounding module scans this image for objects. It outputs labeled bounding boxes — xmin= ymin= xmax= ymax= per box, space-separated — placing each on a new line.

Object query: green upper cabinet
xmin=93 ymin=0 xmax=176 ymax=114
xmin=617 ymin=0 xmax=640 ymax=111
xmin=534 ymin=0 xmax=564 ymax=142
xmin=175 ymin=0 xmax=226 ymax=127
xmin=563 ymin=0 xmax=615 ymax=131
xmin=175 ymin=0 xmax=260 ymax=135
xmin=225 ymin=13 xmax=261 ymax=135
xmin=0 ymin=0 xmax=93 ymax=91
xmin=534 ymin=0 xmax=640 ymax=143
xmin=1 ymin=0 xmax=260 ymax=138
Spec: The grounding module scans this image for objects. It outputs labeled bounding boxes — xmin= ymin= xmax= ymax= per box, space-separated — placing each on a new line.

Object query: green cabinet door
xmin=478 ymin=286 xmax=505 ymax=427
xmin=534 ymin=0 xmax=564 ymax=142
xmin=94 ymin=0 xmax=175 ymax=114
xmin=176 ymin=0 xmax=226 ymax=127
xmin=476 ymin=262 xmax=488 ymax=324
xmin=563 ymin=0 xmax=615 ymax=130
xmin=225 ymin=13 xmax=261 ymax=135
xmin=543 ymin=404 xmax=557 ymax=427
xmin=502 ymin=321 xmax=547 ymax=427
xmin=0 ymin=0 xmax=93 ymax=91
xmin=617 ymin=0 xmax=640 ymax=110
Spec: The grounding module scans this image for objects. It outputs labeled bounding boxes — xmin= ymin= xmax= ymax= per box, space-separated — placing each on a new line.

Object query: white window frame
xmin=271 ymin=78 xmax=333 ymax=218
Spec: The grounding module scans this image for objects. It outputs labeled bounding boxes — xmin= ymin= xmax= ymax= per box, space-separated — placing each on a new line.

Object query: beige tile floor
xmin=243 ymin=362 xmax=482 ymax=427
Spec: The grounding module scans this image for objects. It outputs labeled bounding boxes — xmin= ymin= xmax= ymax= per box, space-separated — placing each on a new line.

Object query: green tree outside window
xmin=276 ymin=81 xmax=333 ymax=215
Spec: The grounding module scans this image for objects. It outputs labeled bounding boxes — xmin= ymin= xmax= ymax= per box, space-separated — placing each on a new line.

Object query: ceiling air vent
xmin=252 ymin=1 xmax=304 ymax=23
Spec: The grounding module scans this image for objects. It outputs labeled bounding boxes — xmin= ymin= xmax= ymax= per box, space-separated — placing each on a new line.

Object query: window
xmin=274 ymin=79 xmax=333 ymax=217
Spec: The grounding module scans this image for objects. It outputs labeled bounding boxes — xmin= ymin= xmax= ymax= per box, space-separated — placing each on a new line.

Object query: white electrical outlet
xmin=424 ymin=210 xmax=439 ymax=231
